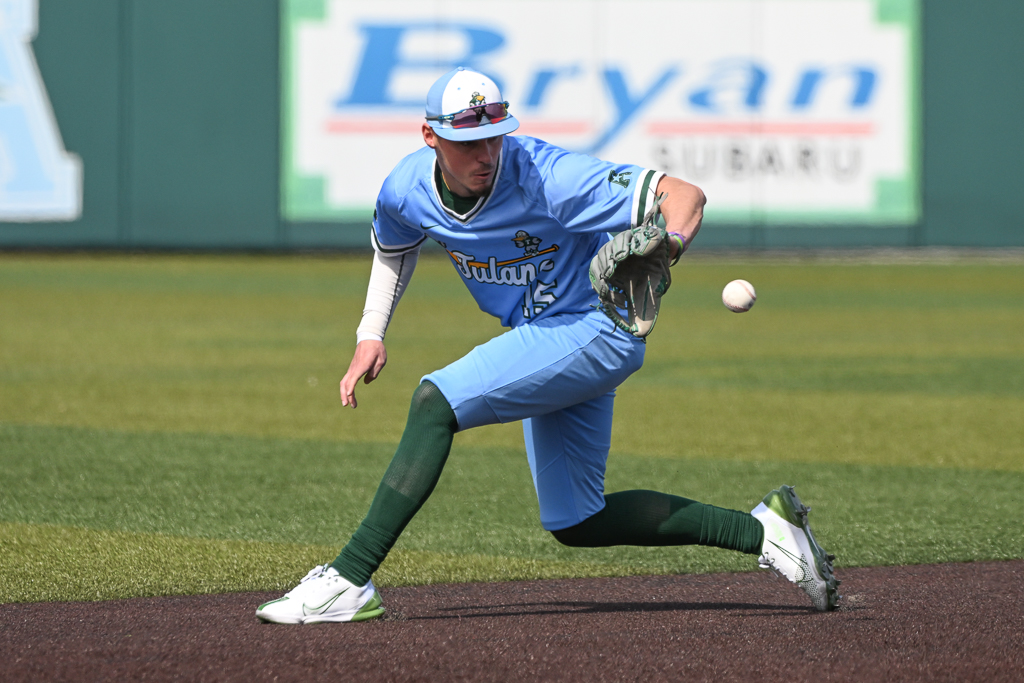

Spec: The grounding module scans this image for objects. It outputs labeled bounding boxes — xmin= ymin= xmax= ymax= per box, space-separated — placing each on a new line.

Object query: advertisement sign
xmin=0 ymin=0 xmax=82 ymax=222
xmin=283 ymin=0 xmax=919 ymax=225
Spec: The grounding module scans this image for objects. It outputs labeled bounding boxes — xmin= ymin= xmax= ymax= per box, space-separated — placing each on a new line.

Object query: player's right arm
xmin=342 ymin=154 xmax=432 ymax=407
xmin=340 ymin=339 xmax=387 ymax=408
xmin=339 ymin=247 xmax=419 ymax=408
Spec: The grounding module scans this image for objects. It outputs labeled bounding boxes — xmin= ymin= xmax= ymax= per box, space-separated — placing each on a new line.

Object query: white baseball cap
xmin=425 ymin=67 xmax=520 ymax=141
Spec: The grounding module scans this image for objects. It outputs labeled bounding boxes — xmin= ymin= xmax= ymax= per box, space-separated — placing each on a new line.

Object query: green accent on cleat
xmin=762 ymin=485 xmax=841 ymax=611
xmin=762 ymin=485 xmax=808 ymax=527
xmin=257 ymin=597 xmax=287 ymax=611
xmin=350 ymin=591 xmax=385 ymax=622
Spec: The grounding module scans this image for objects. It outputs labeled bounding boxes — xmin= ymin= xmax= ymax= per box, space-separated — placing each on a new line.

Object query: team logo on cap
xmin=469 ymin=92 xmax=486 ymax=107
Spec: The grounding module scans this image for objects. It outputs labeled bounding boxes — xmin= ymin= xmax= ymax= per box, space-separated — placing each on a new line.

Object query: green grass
xmin=1 ymin=253 xmax=1023 ymax=603
xmin=0 ymin=521 xmax=626 ymax=603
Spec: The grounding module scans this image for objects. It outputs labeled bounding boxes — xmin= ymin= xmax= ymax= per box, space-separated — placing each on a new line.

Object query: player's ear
xmin=422 ymin=124 xmax=437 ymax=149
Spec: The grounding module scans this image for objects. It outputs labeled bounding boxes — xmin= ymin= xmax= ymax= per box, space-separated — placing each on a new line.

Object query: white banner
xmin=283 ymin=0 xmax=918 ymax=224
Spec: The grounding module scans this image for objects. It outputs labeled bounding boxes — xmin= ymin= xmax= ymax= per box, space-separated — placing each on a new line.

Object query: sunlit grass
xmin=2 ymin=253 xmax=1022 ymax=602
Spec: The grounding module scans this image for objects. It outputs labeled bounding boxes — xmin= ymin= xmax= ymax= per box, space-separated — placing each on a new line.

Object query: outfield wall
xmin=0 ymin=0 xmax=1021 ymax=249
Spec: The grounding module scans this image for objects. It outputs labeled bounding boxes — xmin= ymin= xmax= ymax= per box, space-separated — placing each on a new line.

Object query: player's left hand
xmin=340 ymin=340 xmax=387 ymax=408
xmin=656 ymin=175 xmax=705 ymax=248
xmin=590 ymin=194 xmax=672 ymax=338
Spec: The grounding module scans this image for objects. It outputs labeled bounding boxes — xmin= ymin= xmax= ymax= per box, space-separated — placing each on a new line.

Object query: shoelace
xmin=299 ymin=565 xmax=328 ymax=584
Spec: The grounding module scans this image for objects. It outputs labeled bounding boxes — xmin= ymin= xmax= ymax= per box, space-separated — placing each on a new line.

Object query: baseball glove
xmin=589 ymin=193 xmax=671 ymax=338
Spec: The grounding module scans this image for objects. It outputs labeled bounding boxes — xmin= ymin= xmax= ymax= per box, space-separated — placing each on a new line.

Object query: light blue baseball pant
xmin=423 ymin=308 xmax=645 ymax=530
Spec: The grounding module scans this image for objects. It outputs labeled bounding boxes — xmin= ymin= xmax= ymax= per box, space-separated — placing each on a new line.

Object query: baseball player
xmin=256 ymin=67 xmax=839 ymax=624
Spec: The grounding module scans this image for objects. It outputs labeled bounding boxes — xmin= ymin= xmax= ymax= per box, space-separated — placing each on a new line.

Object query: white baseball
xmin=722 ymin=279 xmax=756 ymax=312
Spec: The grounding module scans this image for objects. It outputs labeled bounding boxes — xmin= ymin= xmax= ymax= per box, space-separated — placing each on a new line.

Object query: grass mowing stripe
xmin=3 ymin=423 xmax=1023 ymax=599
xmin=0 ymin=522 xmax=336 ymax=603
xmin=639 ymin=355 xmax=1024 ymax=396
xmin=613 ymin=387 xmax=1024 ymax=471
xmin=2 ymin=257 xmax=1021 ymax=454
xmin=0 ymin=522 xmax=626 ymax=604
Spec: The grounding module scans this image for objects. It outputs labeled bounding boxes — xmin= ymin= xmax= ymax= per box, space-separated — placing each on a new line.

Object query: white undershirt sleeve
xmin=355 ymin=247 xmax=420 ymax=343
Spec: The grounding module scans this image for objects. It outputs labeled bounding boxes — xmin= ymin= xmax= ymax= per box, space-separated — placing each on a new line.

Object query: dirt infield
xmin=2 ymin=560 xmax=1021 ymax=682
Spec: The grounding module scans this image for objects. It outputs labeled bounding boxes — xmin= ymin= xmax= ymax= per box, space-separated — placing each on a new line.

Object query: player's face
xmin=423 ymin=124 xmax=503 ymax=197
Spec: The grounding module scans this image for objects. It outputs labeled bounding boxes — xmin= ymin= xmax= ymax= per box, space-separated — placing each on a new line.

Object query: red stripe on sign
xmin=515 ymin=121 xmax=592 ymax=135
xmin=646 ymin=121 xmax=875 ymax=136
xmin=325 ymin=119 xmax=420 ymax=134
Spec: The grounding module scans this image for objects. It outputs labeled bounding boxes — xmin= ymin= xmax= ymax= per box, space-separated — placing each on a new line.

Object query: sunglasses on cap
xmin=427 ymin=102 xmax=510 ymax=129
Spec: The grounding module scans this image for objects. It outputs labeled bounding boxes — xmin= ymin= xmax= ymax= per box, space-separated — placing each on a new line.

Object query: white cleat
xmin=256 ymin=565 xmax=385 ymax=624
xmin=752 ymin=485 xmax=841 ymax=612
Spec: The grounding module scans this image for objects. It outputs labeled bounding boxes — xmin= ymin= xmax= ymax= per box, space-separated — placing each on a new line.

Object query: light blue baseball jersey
xmin=371 ymin=135 xmax=663 ymax=329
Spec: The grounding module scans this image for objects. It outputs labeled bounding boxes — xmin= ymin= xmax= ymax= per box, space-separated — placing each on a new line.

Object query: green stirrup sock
xmin=331 ymin=381 xmax=458 ymax=586
xmin=551 ymin=489 xmax=764 ymax=555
